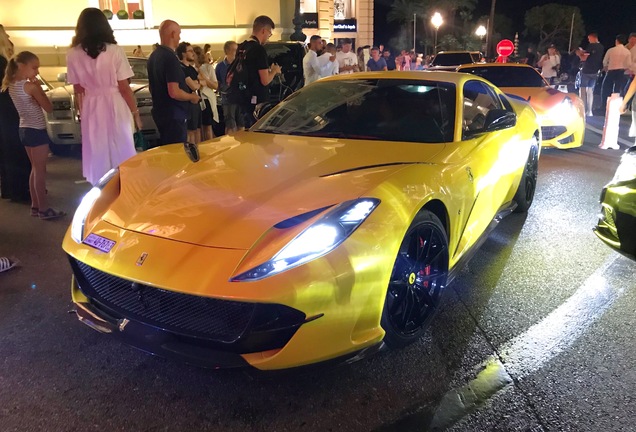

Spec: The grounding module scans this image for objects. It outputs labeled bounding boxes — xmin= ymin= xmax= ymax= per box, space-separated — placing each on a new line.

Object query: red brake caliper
xmin=418 ymin=236 xmax=431 ymax=288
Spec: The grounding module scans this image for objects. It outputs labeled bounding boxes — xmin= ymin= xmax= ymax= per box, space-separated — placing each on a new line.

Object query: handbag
xmin=133 ymin=130 xmax=148 ymax=151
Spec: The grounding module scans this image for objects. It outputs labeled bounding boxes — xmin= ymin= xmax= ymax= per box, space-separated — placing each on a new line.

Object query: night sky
xmin=374 ymin=0 xmax=636 ymax=51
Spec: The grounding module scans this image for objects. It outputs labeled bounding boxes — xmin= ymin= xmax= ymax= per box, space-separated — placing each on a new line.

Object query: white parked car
xmin=45 ymin=57 xmax=157 ymax=154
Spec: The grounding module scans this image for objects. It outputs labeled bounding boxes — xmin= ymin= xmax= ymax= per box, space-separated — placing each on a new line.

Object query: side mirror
xmin=254 ymin=102 xmax=276 ymax=120
xmin=57 ymin=72 xmax=68 ymax=83
xmin=483 ymin=109 xmax=516 ymax=132
xmin=183 ymin=142 xmax=200 ymax=163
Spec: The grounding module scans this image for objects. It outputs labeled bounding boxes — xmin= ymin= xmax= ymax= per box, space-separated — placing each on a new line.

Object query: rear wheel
xmin=381 ymin=211 xmax=449 ymax=348
xmin=513 ymin=137 xmax=539 ymax=213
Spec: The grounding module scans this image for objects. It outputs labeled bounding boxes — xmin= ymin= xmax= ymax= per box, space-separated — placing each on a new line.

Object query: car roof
xmin=457 ymin=62 xmax=535 ymax=70
xmin=319 ymin=70 xmax=495 ymax=88
xmin=436 ymin=51 xmax=481 ymax=54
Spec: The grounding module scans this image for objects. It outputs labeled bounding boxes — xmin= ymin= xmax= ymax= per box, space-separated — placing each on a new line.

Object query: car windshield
xmin=129 ymin=58 xmax=149 ymax=81
xmin=431 ymin=53 xmax=474 ymax=66
xmin=459 ymin=66 xmax=547 ymax=88
xmin=253 ymin=79 xmax=456 ymax=143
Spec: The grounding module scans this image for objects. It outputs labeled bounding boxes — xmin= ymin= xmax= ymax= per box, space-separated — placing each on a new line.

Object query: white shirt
xmin=336 ymin=51 xmax=358 ymax=74
xmin=303 ymin=50 xmax=323 ymax=85
xmin=603 ymin=45 xmax=632 ymax=71
xmin=318 ymin=52 xmax=339 ymax=78
xmin=540 ymin=54 xmax=560 ymax=78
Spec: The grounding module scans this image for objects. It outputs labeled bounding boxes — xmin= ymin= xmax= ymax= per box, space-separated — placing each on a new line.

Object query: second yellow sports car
xmin=457 ymin=63 xmax=585 ymax=149
xmin=62 ymin=71 xmax=540 ymax=370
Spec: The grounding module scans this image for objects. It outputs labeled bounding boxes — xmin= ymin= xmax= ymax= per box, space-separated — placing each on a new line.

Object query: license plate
xmin=83 ymin=233 xmax=116 ymax=253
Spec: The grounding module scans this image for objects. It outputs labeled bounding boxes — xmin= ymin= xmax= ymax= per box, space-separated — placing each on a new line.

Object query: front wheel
xmin=513 ymin=138 xmax=539 ymax=213
xmin=381 ymin=210 xmax=449 ymax=349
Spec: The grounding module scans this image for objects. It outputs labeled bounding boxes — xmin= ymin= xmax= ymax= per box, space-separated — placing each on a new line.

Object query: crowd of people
xmin=522 ymin=32 xmax=636 ymax=121
xmin=2 ymin=12 xmax=636 ymax=234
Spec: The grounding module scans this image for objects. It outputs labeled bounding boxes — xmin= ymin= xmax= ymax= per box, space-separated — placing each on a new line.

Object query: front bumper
xmin=594 ymin=184 xmax=636 ymax=259
xmin=69 ymin=257 xmax=310 ymax=368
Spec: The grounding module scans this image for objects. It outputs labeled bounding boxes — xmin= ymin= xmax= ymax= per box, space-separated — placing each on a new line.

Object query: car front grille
xmin=71 ymin=259 xmax=256 ymax=343
xmin=602 ymin=205 xmax=617 ymax=232
xmin=541 ymin=126 xmax=567 ymax=140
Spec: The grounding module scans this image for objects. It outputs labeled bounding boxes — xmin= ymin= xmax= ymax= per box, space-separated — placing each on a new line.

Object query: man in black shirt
xmin=147 ymin=20 xmax=200 ymax=146
xmin=239 ymin=15 xmax=282 ymax=128
xmin=176 ymin=42 xmax=202 ymax=144
xmin=579 ymin=32 xmax=604 ymax=116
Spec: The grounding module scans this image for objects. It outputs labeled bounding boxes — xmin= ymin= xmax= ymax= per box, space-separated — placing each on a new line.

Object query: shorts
xmin=201 ymin=99 xmax=213 ymax=126
xmin=19 ymin=127 xmax=52 ymax=147
xmin=580 ymin=73 xmax=598 ymax=88
xmin=223 ymin=104 xmax=244 ymax=130
xmin=187 ymin=103 xmax=201 ymax=131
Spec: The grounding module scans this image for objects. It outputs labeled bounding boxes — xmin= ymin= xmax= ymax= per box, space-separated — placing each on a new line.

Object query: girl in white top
xmin=66 ymin=7 xmax=141 ymax=186
xmin=2 ymin=51 xmax=65 ymax=219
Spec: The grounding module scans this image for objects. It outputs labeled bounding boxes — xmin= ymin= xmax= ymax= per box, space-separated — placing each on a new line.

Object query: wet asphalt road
xmin=1 ymin=120 xmax=635 ymax=432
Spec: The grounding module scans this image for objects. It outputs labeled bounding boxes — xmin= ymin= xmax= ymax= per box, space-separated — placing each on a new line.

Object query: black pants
xmin=152 ymin=112 xmax=187 ymax=147
xmin=601 ymin=69 xmax=627 ymax=110
xmin=240 ymin=103 xmax=257 ymax=129
xmin=0 ymin=92 xmax=31 ymax=202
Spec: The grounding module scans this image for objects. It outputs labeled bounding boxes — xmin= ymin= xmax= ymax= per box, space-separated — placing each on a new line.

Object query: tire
xmin=381 ymin=210 xmax=449 ymax=349
xmin=513 ymin=137 xmax=539 ymax=213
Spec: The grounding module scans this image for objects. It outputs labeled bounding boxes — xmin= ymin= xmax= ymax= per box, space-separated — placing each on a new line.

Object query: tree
xmin=524 ymin=3 xmax=585 ymax=53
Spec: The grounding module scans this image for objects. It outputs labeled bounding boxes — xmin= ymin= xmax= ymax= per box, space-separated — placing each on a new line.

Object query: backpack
xmin=225 ymin=39 xmax=257 ymax=104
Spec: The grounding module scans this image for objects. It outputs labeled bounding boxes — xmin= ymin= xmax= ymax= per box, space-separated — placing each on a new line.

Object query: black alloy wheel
xmin=513 ymin=137 xmax=539 ymax=213
xmin=381 ymin=211 xmax=449 ymax=348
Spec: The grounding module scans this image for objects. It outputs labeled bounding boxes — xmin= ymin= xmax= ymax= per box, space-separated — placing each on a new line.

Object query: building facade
xmin=2 ymin=0 xmax=373 ymax=66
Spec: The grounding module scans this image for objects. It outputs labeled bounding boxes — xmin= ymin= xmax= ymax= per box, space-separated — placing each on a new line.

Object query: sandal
xmin=38 ymin=208 xmax=66 ymax=220
xmin=31 ymin=207 xmax=39 ymax=217
xmin=0 ymin=257 xmax=19 ymax=273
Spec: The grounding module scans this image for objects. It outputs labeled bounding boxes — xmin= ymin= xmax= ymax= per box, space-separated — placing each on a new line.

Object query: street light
xmin=431 ymin=12 xmax=443 ymax=55
xmin=475 ymin=25 xmax=487 ymax=53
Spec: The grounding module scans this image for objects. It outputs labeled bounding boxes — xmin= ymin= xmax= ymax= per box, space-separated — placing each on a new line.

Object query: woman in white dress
xmin=66 ymin=7 xmax=142 ymax=185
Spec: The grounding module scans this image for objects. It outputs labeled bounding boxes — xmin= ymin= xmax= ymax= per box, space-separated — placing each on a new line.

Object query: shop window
xmin=334 ymin=0 xmax=356 ymax=20
xmin=99 ymin=0 xmax=145 ymax=20
xmin=300 ymin=0 xmax=317 ymax=14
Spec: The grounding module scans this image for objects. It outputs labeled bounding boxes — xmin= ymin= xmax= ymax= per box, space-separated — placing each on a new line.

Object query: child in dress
xmin=2 ymin=51 xmax=65 ymax=219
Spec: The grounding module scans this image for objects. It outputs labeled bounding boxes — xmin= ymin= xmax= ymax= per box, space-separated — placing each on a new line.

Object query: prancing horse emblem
xmin=136 ymin=252 xmax=148 ymax=266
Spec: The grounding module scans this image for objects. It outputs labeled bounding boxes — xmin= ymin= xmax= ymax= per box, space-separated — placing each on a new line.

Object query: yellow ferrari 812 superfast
xmin=62 ymin=71 xmax=540 ymax=370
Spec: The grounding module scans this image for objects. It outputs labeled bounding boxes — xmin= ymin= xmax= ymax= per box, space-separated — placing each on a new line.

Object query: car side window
xmin=462 ymin=80 xmax=503 ymax=139
xmin=498 ymin=93 xmax=514 ymax=112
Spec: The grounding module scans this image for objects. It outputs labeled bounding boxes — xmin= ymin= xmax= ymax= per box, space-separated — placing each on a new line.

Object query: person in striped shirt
xmin=2 ymin=51 xmax=65 ymax=219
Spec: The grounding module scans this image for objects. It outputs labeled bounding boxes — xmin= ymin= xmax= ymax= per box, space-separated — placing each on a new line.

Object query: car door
xmin=453 ymin=79 xmax=519 ymax=258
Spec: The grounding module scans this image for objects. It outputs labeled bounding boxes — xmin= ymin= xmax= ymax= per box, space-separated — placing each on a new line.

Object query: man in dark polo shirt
xmin=147 ymin=20 xmax=200 ymax=146
xmin=235 ymin=15 xmax=282 ymax=128
xmin=578 ymin=32 xmax=604 ymax=116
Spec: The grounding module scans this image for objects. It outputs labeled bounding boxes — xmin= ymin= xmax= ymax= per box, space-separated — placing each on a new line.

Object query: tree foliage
xmin=524 ymin=3 xmax=585 ymax=52
xmin=387 ymin=0 xmax=479 ymax=53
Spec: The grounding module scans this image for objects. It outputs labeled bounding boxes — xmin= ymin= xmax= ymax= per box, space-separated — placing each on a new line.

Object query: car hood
xmin=501 ymin=87 xmax=570 ymax=112
xmin=103 ymin=132 xmax=446 ymax=249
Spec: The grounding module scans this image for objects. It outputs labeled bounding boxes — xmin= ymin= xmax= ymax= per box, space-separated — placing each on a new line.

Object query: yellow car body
xmin=62 ymin=71 xmax=540 ymax=370
xmin=457 ymin=63 xmax=585 ymax=149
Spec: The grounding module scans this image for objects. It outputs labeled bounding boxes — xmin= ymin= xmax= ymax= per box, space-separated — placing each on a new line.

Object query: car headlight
xmin=71 ymin=168 xmax=118 ymax=243
xmin=546 ymin=98 xmax=576 ymax=123
xmin=231 ymin=198 xmax=380 ymax=281
xmin=611 ymin=151 xmax=636 ymax=185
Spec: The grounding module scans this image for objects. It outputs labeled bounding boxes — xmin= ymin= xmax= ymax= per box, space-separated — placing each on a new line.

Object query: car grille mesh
xmin=73 ymin=259 xmax=255 ymax=342
xmin=541 ymin=126 xmax=567 ymax=140
xmin=603 ymin=206 xmax=616 ymax=231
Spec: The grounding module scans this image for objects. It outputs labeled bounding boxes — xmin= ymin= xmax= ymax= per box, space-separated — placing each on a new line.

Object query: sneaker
xmin=30 ymin=207 xmax=39 ymax=217
xmin=0 ymin=256 xmax=19 ymax=273
xmin=38 ymin=208 xmax=66 ymax=220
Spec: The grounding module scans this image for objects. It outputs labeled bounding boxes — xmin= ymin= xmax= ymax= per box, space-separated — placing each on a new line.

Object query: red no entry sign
xmin=496 ymin=39 xmax=515 ymax=57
